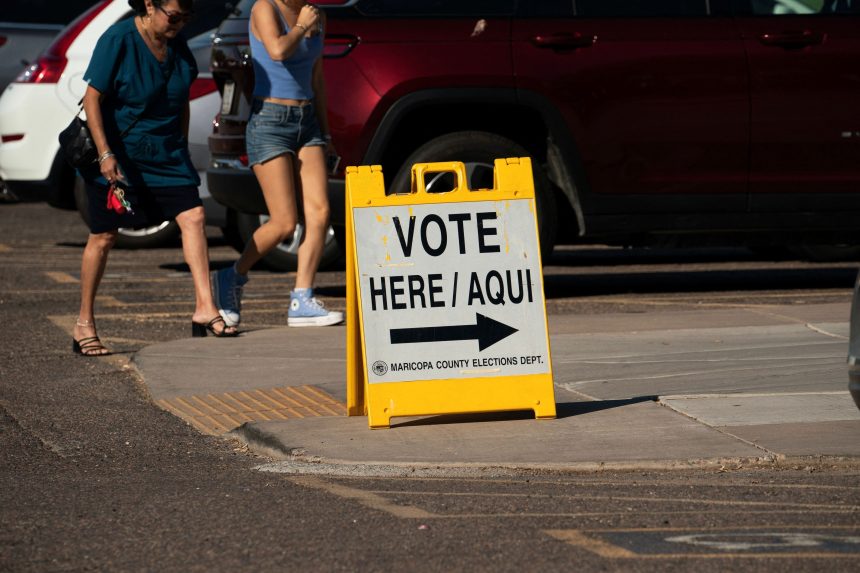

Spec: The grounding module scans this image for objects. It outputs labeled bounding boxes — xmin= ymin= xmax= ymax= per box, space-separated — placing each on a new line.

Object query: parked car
xmin=0 ymin=0 xmax=99 ymax=203
xmin=0 ymin=23 xmax=60 ymax=95
xmin=0 ymin=0 xmax=237 ymax=248
xmin=0 ymin=1 xmax=104 ymax=91
xmin=207 ymin=0 xmax=860 ymax=267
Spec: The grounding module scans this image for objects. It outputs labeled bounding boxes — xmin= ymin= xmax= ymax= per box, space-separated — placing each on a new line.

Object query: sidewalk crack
xmin=657 ymin=399 xmax=783 ymax=460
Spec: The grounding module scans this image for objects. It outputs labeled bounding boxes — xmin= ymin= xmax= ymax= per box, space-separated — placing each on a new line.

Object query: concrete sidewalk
xmin=133 ymin=302 xmax=860 ymax=471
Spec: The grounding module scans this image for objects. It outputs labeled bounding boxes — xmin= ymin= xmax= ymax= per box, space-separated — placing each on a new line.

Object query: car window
xmin=1 ymin=0 xmax=103 ymax=25
xmin=751 ymin=0 xmax=859 ymax=14
xmin=356 ymin=0 xmax=517 ymax=17
xmin=233 ymin=0 xmax=254 ymax=17
xmin=575 ymin=0 xmax=709 ymax=17
xmin=182 ymin=0 xmax=238 ymax=37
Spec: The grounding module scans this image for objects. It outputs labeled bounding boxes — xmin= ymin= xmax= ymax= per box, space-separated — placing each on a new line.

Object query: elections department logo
xmin=371 ymin=360 xmax=389 ymax=376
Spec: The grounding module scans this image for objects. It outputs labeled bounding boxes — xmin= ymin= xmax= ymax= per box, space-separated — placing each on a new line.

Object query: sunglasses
xmin=158 ymin=5 xmax=194 ymax=25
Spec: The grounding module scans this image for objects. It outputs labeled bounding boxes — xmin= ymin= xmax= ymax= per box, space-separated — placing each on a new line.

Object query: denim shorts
xmin=245 ymin=99 xmax=326 ymax=167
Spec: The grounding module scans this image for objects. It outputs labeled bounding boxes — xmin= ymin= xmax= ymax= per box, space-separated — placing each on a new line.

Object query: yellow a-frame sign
xmin=345 ymin=158 xmax=556 ymax=428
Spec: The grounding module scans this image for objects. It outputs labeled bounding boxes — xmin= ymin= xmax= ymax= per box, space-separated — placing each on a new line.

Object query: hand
xmin=297 ymin=4 xmax=320 ymax=31
xmin=100 ymin=155 xmax=126 ymax=185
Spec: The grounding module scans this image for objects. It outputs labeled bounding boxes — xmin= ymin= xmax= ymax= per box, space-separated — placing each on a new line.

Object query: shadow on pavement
xmin=390 ymin=396 xmax=658 ymax=428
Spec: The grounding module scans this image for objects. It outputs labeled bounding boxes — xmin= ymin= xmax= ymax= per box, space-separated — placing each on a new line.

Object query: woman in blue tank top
xmin=212 ymin=0 xmax=343 ymax=328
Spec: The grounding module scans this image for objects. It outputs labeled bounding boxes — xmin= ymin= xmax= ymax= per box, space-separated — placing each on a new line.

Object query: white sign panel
xmin=353 ymin=199 xmax=551 ymax=383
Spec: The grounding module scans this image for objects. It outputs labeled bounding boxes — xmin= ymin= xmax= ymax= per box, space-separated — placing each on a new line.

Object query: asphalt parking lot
xmin=2 ymin=202 xmax=859 ymax=572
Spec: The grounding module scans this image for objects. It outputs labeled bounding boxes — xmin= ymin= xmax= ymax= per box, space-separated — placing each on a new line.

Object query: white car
xmin=0 ymin=0 xmax=236 ymax=247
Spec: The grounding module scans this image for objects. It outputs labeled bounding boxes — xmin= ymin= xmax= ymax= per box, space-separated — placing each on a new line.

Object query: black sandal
xmin=192 ymin=316 xmax=238 ymax=338
xmin=72 ymin=336 xmax=111 ymax=356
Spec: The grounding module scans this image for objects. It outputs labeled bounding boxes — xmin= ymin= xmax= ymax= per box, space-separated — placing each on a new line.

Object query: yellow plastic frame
xmin=345 ymin=158 xmax=556 ymax=429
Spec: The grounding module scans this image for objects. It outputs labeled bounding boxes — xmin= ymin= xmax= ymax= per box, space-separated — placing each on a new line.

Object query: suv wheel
xmin=234 ymin=211 xmax=342 ymax=272
xmin=73 ymin=176 xmax=180 ymax=248
xmin=389 ymin=131 xmax=558 ymax=260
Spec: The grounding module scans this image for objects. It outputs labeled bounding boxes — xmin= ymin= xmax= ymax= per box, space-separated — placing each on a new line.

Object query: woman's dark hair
xmin=128 ymin=0 xmax=194 ymax=15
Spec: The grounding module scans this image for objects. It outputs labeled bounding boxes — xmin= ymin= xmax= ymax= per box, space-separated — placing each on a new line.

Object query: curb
xmin=233 ymin=420 xmax=792 ymax=477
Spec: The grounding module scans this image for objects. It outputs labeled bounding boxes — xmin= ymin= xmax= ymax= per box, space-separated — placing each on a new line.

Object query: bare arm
xmin=83 ymin=84 xmax=124 ymax=183
xmin=251 ymin=1 xmax=319 ymax=61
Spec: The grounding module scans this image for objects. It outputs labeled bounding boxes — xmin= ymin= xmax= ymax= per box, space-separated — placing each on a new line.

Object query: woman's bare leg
xmin=74 ymin=230 xmax=117 ymax=354
xmin=294 ymin=145 xmax=329 ymax=289
xmin=235 ymin=153 xmax=299 ymax=275
xmin=175 ymin=206 xmax=236 ymax=335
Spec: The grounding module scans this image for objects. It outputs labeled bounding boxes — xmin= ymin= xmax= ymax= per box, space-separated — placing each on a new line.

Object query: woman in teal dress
xmin=73 ymin=0 xmax=237 ymax=356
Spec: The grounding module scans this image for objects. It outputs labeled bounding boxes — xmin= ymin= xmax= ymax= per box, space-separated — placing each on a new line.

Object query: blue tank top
xmin=250 ymin=0 xmax=323 ymax=100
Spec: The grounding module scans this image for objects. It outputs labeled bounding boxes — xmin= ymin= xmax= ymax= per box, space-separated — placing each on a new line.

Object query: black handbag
xmin=58 ymin=112 xmax=97 ymax=168
xmin=58 ymin=100 xmax=141 ymax=169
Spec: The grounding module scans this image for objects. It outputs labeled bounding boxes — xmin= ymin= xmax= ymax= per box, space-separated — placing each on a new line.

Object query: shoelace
xmin=225 ymin=274 xmax=243 ymax=311
xmin=294 ymin=295 xmax=327 ymax=313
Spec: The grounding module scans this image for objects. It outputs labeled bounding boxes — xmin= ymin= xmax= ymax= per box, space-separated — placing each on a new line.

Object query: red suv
xmin=208 ymin=0 xmax=860 ymax=269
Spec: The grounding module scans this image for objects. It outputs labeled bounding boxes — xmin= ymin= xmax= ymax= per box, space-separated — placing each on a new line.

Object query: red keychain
xmin=106 ymin=184 xmax=133 ymax=215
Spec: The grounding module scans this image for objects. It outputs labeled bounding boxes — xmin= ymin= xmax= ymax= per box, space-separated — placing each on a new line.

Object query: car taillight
xmin=0 ymin=36 xmax=7 ymax=47
xmin=15 ymin=55 xmax=66 ymax=84
xmin=324 ymin=35 xmax=358 ymax=58
xmin=1 ymin=134 xmax=24 ymax=143
xmin=13 ymin=0 xmax=112 ymax=84
xmin=239 ymin=154 xmax=249 ymax=167
xmin=190 ymin=77 xmax=217 ymax=100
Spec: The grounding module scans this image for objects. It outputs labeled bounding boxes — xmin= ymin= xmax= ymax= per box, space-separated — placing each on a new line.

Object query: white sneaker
xmin=288 ymin=289 xmax=343 ymax=327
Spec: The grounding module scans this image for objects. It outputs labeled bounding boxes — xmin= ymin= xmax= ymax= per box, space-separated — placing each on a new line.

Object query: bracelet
xmin=97 ymin=151 xmax=115 ymax=164
xmin=295 ymin=23 xmax=308 ymax=33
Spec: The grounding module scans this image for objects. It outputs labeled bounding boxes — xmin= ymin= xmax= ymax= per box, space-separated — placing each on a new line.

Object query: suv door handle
xmin=530 ymin=33 xmax=596 ymax=49
xmin=758 ymin=30 xmax=826 ymax=49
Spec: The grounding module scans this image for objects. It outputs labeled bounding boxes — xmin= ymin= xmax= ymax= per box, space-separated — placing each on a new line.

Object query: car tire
xmin=233 ymin=211 xmax=342 ymax=272
xmin=73 ymin=176 xmax=181 ymax=249
xmin=389 ymin=131 xmax=558 ymax=260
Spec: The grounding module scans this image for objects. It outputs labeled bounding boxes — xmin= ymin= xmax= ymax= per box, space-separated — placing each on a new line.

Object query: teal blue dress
xmin=80 ymin=17 xmax=201 ymax=233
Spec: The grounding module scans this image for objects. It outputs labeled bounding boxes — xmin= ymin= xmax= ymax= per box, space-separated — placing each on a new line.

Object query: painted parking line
xmin=545 ymin=526 xmax=860 ymax=559
xmin=255 ymin=474 xmax=860 ymax=521
xmin=44 ymin=271 xmax=79 ymax=284
xmin=289 ymin=476 xmax=436 ymax=519
xmin=359 ymin=489 xmax=858 ymax=514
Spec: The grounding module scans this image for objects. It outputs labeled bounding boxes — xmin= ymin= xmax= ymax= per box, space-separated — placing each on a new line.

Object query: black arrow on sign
xmin=389 ymin=313 xmax=518 ymax=351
